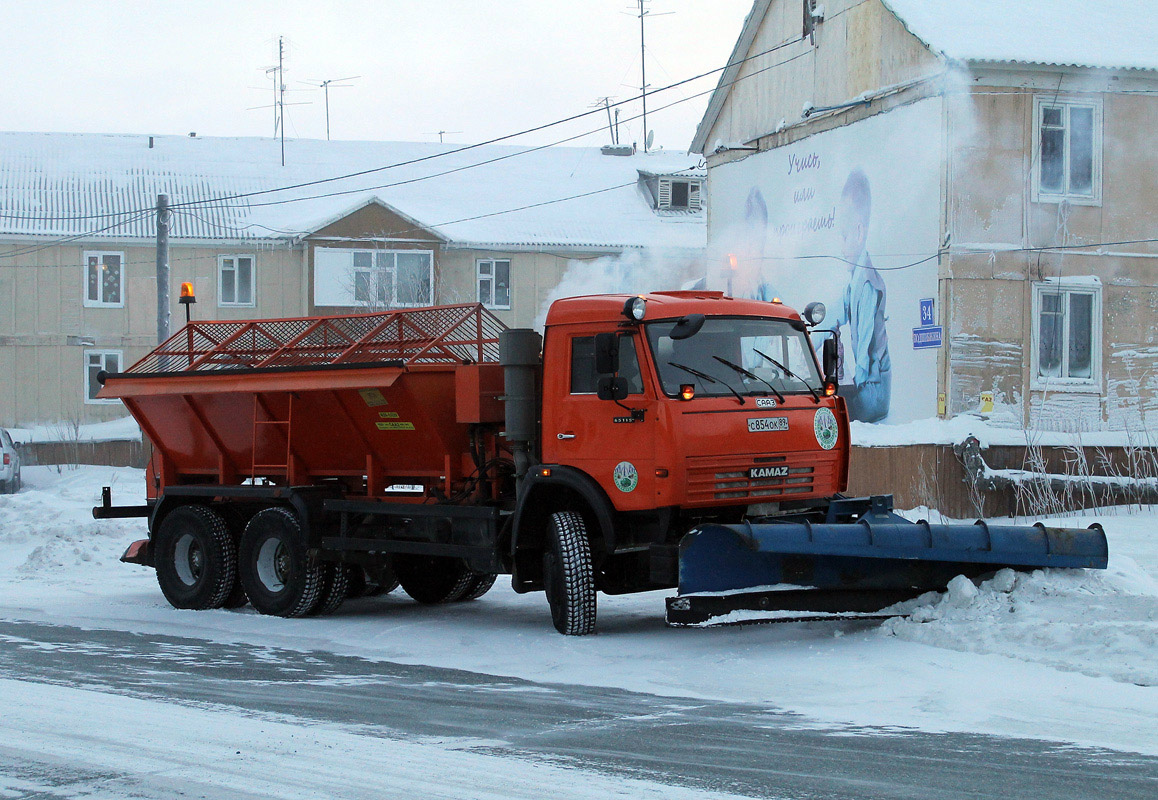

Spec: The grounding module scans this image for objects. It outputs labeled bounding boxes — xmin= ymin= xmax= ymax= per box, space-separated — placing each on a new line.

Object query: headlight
xmin=803 ymin=301 xmax=826 ymax=326
xmin=623 ymin=296 xmax=647 ymax=321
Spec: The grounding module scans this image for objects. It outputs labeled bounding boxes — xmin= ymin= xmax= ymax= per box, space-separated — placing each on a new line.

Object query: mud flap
xmin=120 ymin=539 xmax=153 ymax=568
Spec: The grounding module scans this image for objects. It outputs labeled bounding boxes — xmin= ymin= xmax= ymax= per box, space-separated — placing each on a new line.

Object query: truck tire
xmin=395 ymin=554 xmax=474 ymax=604
xmin=457 ymin=573 xmax=497 ymax=601
xmin=239 ymin=507 xmax=323 ymax=618
xmin=345 ymin=565 xmax=400 ymax=599
xmin=311 ymin=563 xmax=349 ymax=616
xmin=543 ymin=510 xmax=597 ymax=635
xmin=153 ymin=505 xmax=237 ymax=611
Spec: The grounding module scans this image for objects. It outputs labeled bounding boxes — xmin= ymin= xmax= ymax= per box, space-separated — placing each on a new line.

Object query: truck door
xmin=543 ymin=329 xmax=656 ymax=509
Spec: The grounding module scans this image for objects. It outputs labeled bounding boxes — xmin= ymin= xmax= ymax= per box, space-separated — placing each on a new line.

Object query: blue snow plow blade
xmin=667 ymin=496 xmax=1108 ymax=624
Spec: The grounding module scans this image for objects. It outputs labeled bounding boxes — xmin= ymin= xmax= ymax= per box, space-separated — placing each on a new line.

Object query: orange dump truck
xmin=95 ymin=292 xmax=1107 ymax=634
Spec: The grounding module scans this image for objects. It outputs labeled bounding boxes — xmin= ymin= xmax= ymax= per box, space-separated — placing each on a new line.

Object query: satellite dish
xmin=645 ymin=130 xmax=655 ymax=151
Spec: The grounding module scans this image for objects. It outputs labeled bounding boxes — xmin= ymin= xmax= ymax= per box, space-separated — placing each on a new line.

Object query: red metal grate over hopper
xmin=99 ymin=304 xmax=510 ymax=494
xmin=124 ymin=303 xmax=506 ymax=375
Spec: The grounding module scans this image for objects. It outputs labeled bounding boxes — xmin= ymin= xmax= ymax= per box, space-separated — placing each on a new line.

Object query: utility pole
xmin=278 ymin=36 xmax=286 ymax=166
xmin=631 ymin=1 xmax=671 ymax=152
xmin=155 ymin=194 xmax=170 ymax=344
xmin=639 ymin=0 xmax=648 ymax=151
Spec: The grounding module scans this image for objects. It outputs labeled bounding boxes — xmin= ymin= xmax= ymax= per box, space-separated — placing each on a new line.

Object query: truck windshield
xmin=646 ymin=317 xmax=822 ymax=399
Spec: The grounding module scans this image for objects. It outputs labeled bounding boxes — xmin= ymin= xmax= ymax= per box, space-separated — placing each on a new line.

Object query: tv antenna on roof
xmin=249 ymin=36 xmax=311 ymax=165
xmin=592 ymin=97 xmax=618 ymax=145
xmin=300 ymin=75 xmax=360 ymax=140
xmin=423 ymin=130 xmax=462 ymax=143
xmin=624 ymin=1 xmax=673 ymax=152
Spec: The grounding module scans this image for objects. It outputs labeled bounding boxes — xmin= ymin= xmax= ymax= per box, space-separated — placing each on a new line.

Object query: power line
xmin=0 ymin=33 xmax=807 ymax=225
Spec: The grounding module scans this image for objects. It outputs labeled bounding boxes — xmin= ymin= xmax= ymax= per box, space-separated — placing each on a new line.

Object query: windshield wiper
xmin=712 ymin=355 xmax=785 ymax=404
xmin=667 ymin=361 xmax=745 ymax=405
xmin=751 ymin=348 xmax=820 ymax=402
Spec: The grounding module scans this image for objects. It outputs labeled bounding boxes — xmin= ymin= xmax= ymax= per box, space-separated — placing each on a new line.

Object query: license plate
xmin=749 ymin=465 xmax=789 ymax=478
xmin=747 ymin=416 xmax=789 ymax=433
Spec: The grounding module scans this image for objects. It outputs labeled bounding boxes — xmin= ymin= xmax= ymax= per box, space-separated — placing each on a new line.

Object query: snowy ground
xmin=1 ymin=465 xmax=1156 ymax=761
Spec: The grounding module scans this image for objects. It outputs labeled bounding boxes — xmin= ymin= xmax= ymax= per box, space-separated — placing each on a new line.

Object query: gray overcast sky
xmin=2 ymin=0 xmax=752 ymax=150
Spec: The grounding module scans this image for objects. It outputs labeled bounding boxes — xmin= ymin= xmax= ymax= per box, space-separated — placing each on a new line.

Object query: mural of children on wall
xmin=833 ymin=169 xmax=891 ymax=422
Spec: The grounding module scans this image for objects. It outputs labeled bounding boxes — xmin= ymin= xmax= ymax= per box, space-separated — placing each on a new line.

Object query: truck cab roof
xmin=543 ymin=291 xmax=803 ymax=327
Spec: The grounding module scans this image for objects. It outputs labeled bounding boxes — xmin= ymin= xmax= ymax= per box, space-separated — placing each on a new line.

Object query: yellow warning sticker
xmin=378 ymin=411 xmax=399 ymax=419
xmin=359 ymin=388 xmax=388 ymax=407
xmin=376 ymin=421 xmax=415 ymax=431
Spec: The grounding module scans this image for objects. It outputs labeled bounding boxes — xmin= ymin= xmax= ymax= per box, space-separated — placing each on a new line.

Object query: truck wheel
xmin=311 ymin=563 xmax=350 ymax=616
xmin=153 ymin=505 xmax=237 ymax=610
xmin=344 ymin=565 xmax=370 ymax=598
xmin=457 ymin=573 xmax=497 ymax=601
xmin=239 ymin=507 xmax=323 ymax=618
xmin=395 ymin=555 xmax=474 ymax=604
xmin=543 ymin=510 xmax=597 ymax=635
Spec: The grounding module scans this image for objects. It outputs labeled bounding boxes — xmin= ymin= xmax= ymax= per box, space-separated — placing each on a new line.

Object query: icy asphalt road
xmin=1 ymin=620 xmax=1155 ymax=800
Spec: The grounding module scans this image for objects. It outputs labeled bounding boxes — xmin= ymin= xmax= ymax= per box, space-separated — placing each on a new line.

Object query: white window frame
xmin=477 ymin=258 xmax=511 ymax=310
xmin=83 ymin=251 xmax=125 ymax=308
xmin=658 ymin=177 xmax=703 ymax=211
xmin=1031 ymin=96 xmax=1102 ymax=206
xmin=217 ymin=255 xmax=256 ymax=307
xmin=1030 ymin=280 xmax=1102 ymax=393
xmin=350 ymin=248 xmax=434 ymax=308
xmin=84 ymin=350 xmax=123 ymax=404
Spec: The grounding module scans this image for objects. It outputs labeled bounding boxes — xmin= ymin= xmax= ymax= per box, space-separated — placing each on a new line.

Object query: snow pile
xmin=0 ymin=467 xmax=142 ymax=578
xmin=882 ymin=556 xmax=1158 ymax=686
xmin=850 ymin=414 xmax=1158 ymax=448
xmin=7 ymin=416 xmax=142 ymax=445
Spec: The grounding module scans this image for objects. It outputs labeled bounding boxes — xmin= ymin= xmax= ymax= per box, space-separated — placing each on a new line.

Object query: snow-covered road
xmin=0 ymin=465 xmax=1156 ymax=797
xmin=2 ymin=618 xmax=1155 ymax=800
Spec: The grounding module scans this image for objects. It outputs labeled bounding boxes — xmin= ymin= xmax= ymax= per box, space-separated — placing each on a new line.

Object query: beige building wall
xmin=438 ymin=248 xmax=592 ymax=329
xmin=699 ymin=1 xmax=1158 ymax=432
xmin=0 ymin=239 xmax=304 ymax=427
xmin=706 ymin=0 xmax=938 ymax=151
xmin=946 ymin=81 xmax=1158 ymax=430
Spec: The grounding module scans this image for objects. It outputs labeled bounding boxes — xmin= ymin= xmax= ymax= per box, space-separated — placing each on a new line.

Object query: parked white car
xmin=1 ymin=428 xmax=21 ymax=493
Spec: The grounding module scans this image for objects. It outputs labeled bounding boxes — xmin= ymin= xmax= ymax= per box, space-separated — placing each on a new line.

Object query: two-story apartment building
xmin=0 ymin=134 xmax=704 ymax=427
xmin=693 ymin=0 xmax=1158 ymax=432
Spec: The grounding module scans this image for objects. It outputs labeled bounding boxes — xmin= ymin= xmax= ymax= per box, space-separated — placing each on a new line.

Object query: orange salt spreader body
xmin=94 ymin=292 xmax=1106 ymax=634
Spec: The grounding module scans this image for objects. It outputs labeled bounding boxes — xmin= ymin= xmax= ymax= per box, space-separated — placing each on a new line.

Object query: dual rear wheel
xmin=153 ymin=504 xmax=499 ymax=617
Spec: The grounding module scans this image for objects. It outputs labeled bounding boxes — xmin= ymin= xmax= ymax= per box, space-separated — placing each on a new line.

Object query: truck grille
xmin=685 ymin=454 xmax=822 ymax=503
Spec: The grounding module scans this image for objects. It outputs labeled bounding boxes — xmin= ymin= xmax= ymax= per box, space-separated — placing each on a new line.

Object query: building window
xmin=477 ymin=259 xmax=511 ymax=309
xmin=83 ymin=252 xmax=124 ymax=308
xmin=1032 ymin=281 xmax=1101 ymax=390
xmin=218 ymin=255 xmax=255 ymax=307
xmin=313 ymin=247 xmax=434 ymax=308
xmin=658 ymin=178 xmax=702 ymax=211
xmin=84 ymin=350 xmax=122 ymax=403
xmin=1033 ymin=96 xmax=1102 ymax=205
xmin=349 ymin=250 xmax=432 ymax=307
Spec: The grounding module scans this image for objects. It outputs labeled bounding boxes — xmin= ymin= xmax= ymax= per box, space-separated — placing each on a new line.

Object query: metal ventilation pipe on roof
xmin=499 ymin=329 xmax=542 ymax=488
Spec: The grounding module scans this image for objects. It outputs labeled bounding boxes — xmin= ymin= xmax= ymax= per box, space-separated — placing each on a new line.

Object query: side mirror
xmin=669 ymin=313 xmax=705 ymax=341
xmin=822 ymin=336 xmax=839 ymax=383
xmin=594 ymin=332 xmax=620 ymax=375
xmin=597 ymin=376 xmax=629 ymax=401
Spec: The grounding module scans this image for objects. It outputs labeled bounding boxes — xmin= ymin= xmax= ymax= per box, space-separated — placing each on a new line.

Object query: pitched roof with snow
xmin=883 ymin=0 xmax=1158 ymax=71
xmin=692 ymin=0 xmax=1158 ymax=154
xmin=0 ymin=133 xmax=705 ymax=251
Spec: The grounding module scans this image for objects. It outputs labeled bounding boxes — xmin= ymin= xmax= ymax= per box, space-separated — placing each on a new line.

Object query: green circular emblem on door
xmin=613 ymin=461 xmax=639 ymax=493
xmin=814 ymin=408 xmax=838 ymax=450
